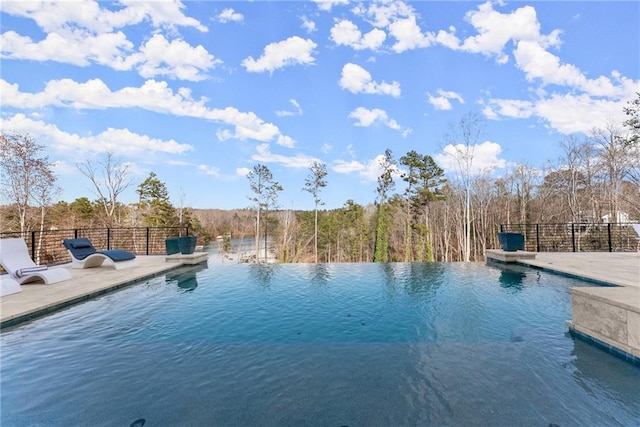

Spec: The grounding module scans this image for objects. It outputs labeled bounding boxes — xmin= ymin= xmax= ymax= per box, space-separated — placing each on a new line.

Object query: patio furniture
xmin=62 ymin=238 xmax=137 ymax=270
xmin=0 ymin=238 xmax=72 ymax=285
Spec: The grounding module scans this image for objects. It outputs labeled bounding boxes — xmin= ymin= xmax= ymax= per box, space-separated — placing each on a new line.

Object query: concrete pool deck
xmin=519 ymin=252 xmax=640 ymax=289
xmin=0 ymin=254 xmax=209 ymax=328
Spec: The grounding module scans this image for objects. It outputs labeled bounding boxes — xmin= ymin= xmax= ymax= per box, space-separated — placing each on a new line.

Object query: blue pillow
xmin=70 ymin=241 xmax=92 ymax=249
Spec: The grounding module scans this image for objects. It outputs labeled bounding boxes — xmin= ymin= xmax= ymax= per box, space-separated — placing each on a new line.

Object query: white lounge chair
xmin=1 ymin=275 xmax=22 ymax=297
xmin=0 ymin=238 xmax=72 ymax=285
xmin=62 ymin=237 xmax=137 ymax=270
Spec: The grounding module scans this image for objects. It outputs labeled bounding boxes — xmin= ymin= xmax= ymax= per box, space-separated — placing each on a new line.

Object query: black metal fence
xmin=500 ymin=223 xmax=639 ymax=252
xmin=0 ymin=227 xmax=191 ymax=266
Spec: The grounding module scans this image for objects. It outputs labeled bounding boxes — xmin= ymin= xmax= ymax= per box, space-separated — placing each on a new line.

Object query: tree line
xmin=1 ymin=94 xmax=638 ymax=263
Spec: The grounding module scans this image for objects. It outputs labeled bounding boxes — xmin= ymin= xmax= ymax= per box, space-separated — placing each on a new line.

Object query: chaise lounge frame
xmin=62 ymin=238 xmax=137 ymax=270
xmin=0 ymin=238 xmax=72 ymax=285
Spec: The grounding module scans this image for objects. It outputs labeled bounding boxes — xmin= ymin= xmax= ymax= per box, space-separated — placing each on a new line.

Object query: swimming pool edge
xmin=496 ymin=256 xmax=640 ymax=367
xmin=0 ymin=261 xmax=200 ymax=329
xmin=567 ymin=322 xmax=640 ymax=367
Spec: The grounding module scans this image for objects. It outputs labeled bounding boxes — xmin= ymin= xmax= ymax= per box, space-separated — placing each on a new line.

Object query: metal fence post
xmin=571 ymin=223 xmax=576 ymax=252
xmin=107 ymin=228 xmax=111 ymax=250
xmin=31 ymin=231 xmax=36 ymax=261
xmin=146 ymin=228 xmax=150 ymax=255
xmin=536 ymin=224 xmax=540 ymax=252
xmin=608 ymin=223 xmax=612 ymax=252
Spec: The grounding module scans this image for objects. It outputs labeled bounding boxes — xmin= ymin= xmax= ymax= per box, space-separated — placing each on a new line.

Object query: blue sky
xmin=1 ymin=0 xmax=638 ymax=210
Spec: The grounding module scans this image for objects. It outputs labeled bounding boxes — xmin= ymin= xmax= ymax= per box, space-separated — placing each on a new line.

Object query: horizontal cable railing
xmin=0 ymin=227 xmax=191 ymax=266
xmin=500 ymin=223 xmax=639 ymax=252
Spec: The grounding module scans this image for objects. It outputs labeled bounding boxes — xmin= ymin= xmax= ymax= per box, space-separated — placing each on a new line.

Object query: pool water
xmin=2 ymin=262 xmax=639 ymax=426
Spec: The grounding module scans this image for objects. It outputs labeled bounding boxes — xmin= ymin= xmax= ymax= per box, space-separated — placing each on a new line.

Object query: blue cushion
xmin=99 ymin=249 xmax=136 ymax=261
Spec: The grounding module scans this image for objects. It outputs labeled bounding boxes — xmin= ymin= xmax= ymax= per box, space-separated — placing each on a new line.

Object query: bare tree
xmin=303 ymin=161 xmax=328 ymax=263
xmin=510 ymin=163 xmax=539 ymax=224
xmin=32 ymin=171 xmax=60 ymax=263
xmin=472 ymin=174 xmax=496 ymax=259
xmin=0 ymin=132 xmax=57 ymax=235
xmin=590 ymin=123 xmax=628 ymax=222
xmin=444 ymin=112 xmax=485 ymax=262
xmin=175 ymin=187 xmax=188 ymax=234
xmin=247 ymin=164 xmax=283 ymax=262
xmin=77 ymin=152 xmax=133 ymax=225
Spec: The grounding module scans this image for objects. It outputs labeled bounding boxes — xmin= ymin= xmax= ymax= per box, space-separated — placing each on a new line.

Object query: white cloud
xmin=251 ymin=144 xmax=317 ymax=169
xmin=332 ymin=153 xmax=400 ymax=182
xmin=447 ymin=1 xmax=640 ymax=136
xmin=388 ymin=15 xmax=433 ymax=53
xmin=217 ymin=8 xmax=243 ymax=23
xmin=1 ymin=29 xmax=136 ymax=69
xmin=427 ymin=89 xmax=464 ymax=111
xmin=483 ymin=99 xmax=534 ymax=120
xmin=51 ymin=160 xmax=76 ymax=176
xmin=277 ymin=134 xmax=296 ymax=148
xmin=483 ymin=93 xmax=634 ymax=134
xmin=452 ymin=1 xmax=638 ymax=102
xmin=236 ymin=167 xmax=251 ymax=177
xmin=435 ymin=141 xmax=506 ymax=176
xmin=0 ymin=0 xmax=208 ymax=34
xmin=301 ymin=16 xmax=317 ymax=33
xmin=241 ymin=36 xmax=317 ymax=73
xmin=0 ymin=0 xmax=212 ymax=80
xmin=1 ymin=31 xmax=218 ymax=81
xmin=332 ymin=159 xmax=365 ymax=174
xmin=514 ymin=41 xmax=584 ymax=87
xmin=513 ymin=40 xmax=637 ymax=98
xmin=197 ymin=164 xmax=220 ymax=176
xmin=276 ymin=99 xmax=303 ymax=117
xmin=535 ymin=94 xmax=628 ymax=134
xmin=119 ymin=1 xmax=209 ymax=32
xmin=212 ymin=107 xmax=281 ymax=142
xmin=313 ymin=0 xmax=349 ymax=12
xmin=459 ymin=2 xmax=553 ymax=64
xmin=1 ymin=113 xmax=193 ymax=157
xmin=330 ymin=20 xmax=386 ymax=51
xmin=135 ymin=34 xmax=220 ymax=81
xmin=434 ymin=26 xmax=461 ymax=50
xmin=339 ymin=63 xmax=401 ymax=97
xmin=357 ymin=0 xmax=415 ymax=28
xmin=348 ymin=107 xmax=401 ymax=131
xmin=1 ymin=78 xmax=292 ymax=144
xmin=351 ymin=1 xmax=432 ymax=53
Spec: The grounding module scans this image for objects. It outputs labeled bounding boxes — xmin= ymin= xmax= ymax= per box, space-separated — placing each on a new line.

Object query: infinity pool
xmin=2 ymin=262 xmax=639 ymax=426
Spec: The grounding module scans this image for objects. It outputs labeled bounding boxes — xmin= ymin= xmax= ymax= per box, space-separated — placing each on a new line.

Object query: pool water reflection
xmin=1 ymin=262 xmax=639 ymax=426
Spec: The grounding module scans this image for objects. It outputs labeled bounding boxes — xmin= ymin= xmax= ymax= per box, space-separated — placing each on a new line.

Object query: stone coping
xmin=571 ymin=286 xmax=640 ymax=313
xmin=485 ymin=249 xmax=537 ymax=263
xmin=517 ymin=252 xmax=639 ymax=289
xmin=165 ymin=252 xmax=209 ymax=265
